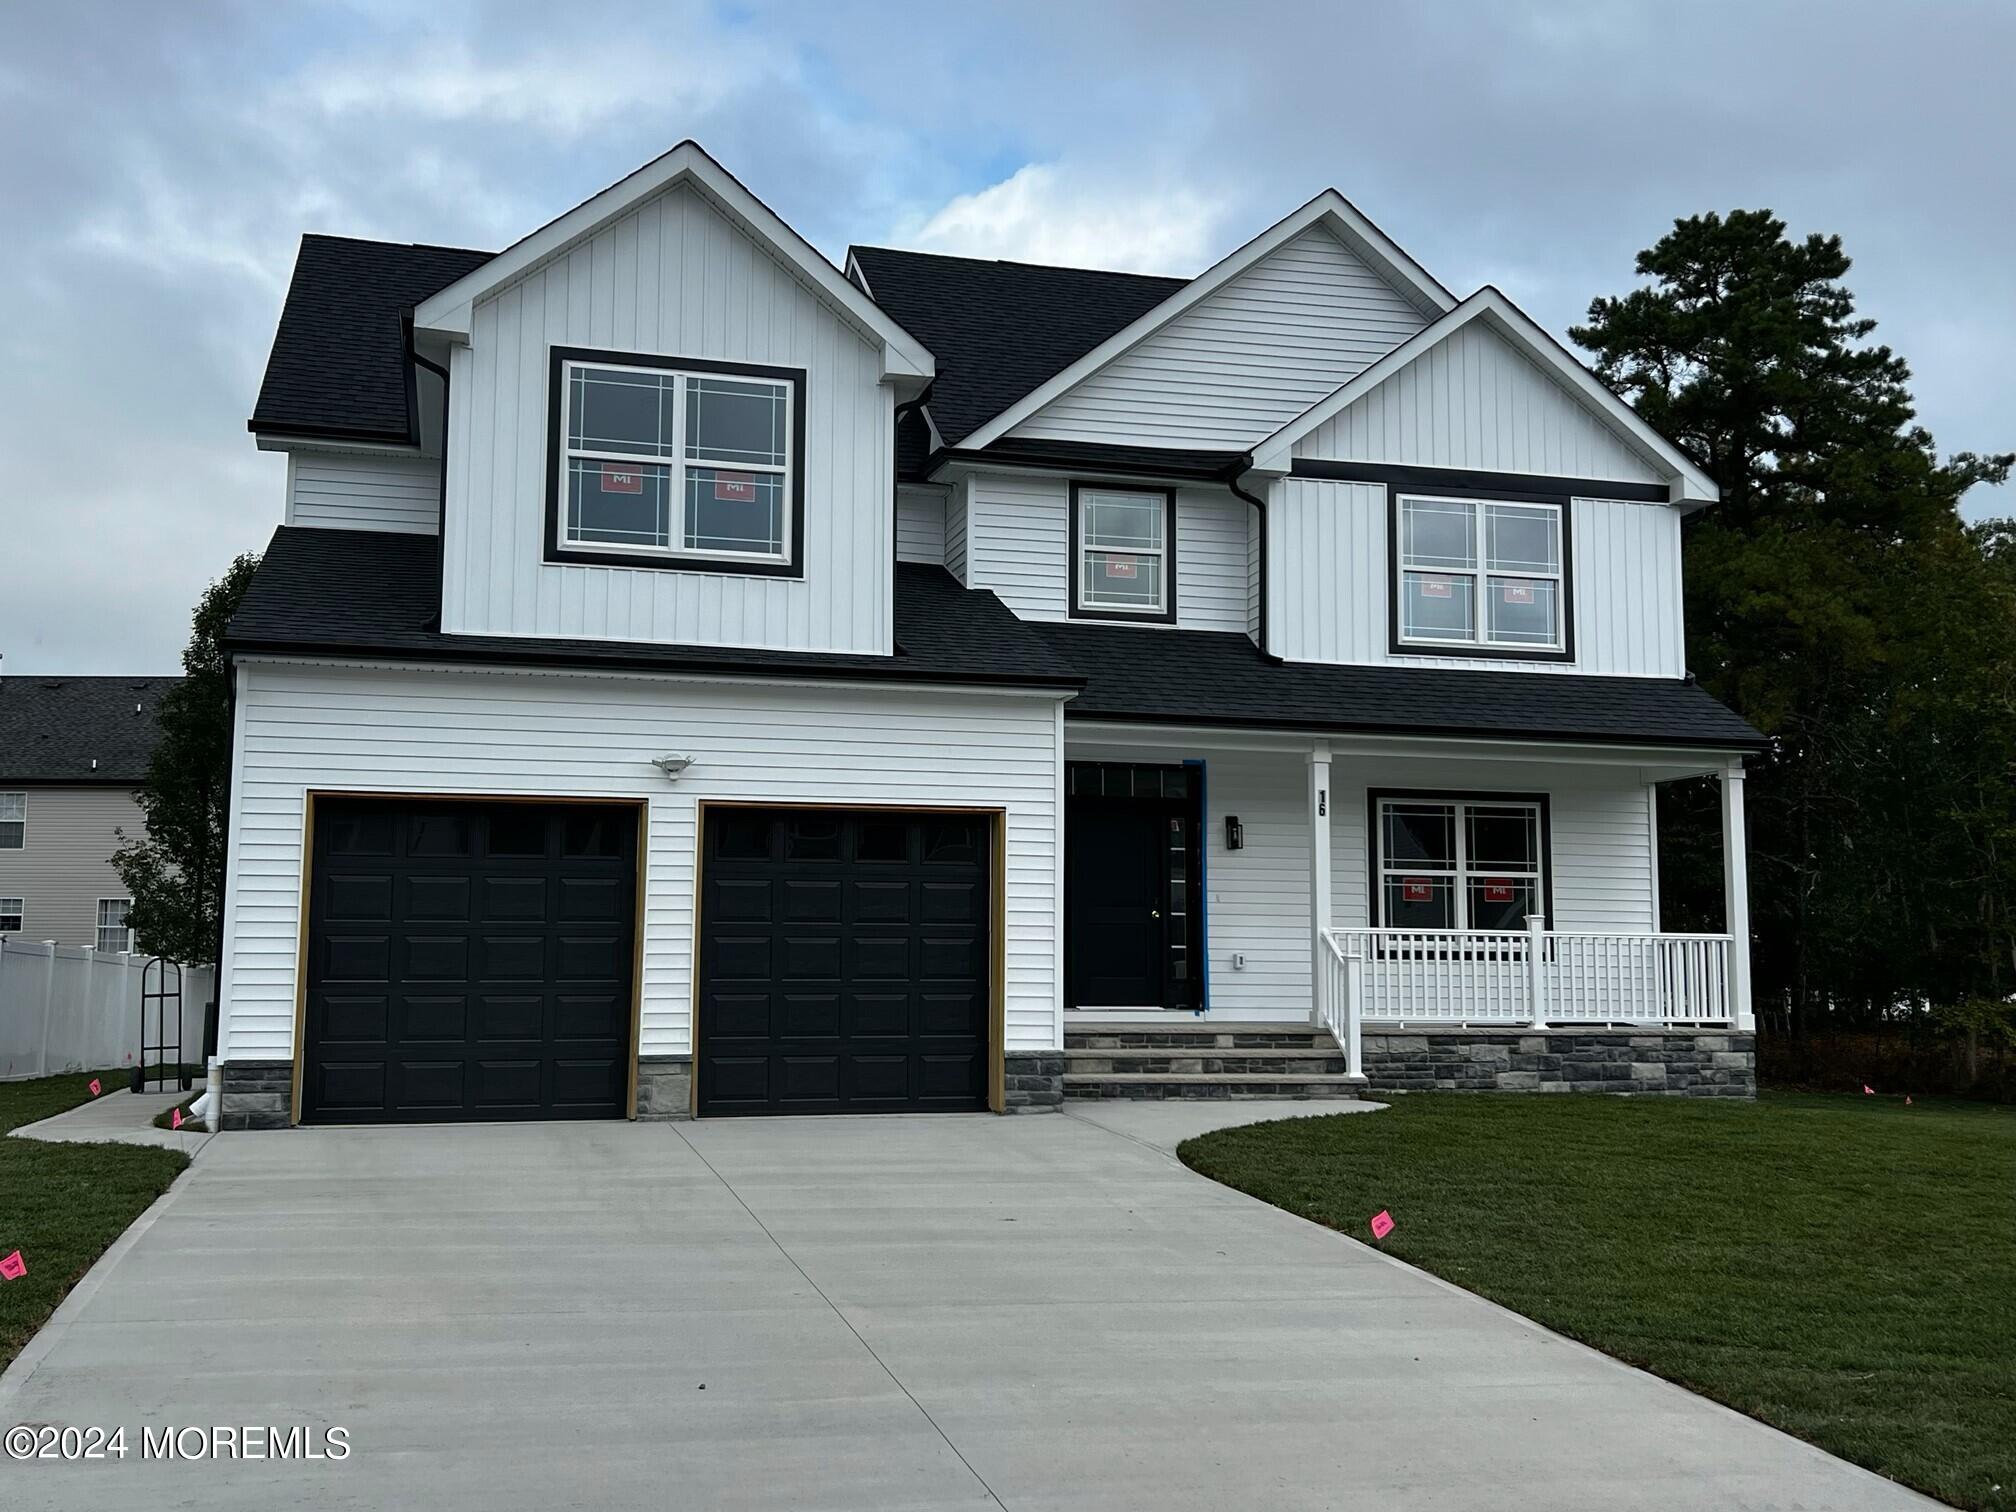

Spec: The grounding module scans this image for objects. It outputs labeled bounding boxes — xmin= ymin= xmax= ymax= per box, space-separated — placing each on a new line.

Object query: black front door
xmin=1065 ymin=763 xmax=1202 ymax=1010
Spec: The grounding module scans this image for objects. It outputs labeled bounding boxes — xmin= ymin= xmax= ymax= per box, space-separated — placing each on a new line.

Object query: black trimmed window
xmin=0 ymin=897 xmax=21 ymax=933
xmin=0 ymin=793 xmax=22 ymax=850
xmin=1395 ymin=493 xmax=1567 ymax=656
xmin=545 ymin=347 xmax=806 ymax=577
xmin=1372 ymin=793 xmax=1549 ymax=931
xmin=1069 ymin=483 xmax=1177 ymax=622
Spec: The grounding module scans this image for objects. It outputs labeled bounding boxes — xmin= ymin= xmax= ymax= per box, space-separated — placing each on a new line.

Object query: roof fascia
xmin=413 ymin=142 xmax=933 ymax=385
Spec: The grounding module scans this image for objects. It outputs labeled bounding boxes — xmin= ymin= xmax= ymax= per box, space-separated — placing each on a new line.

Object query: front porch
xmin=1059 ymin=723 xmax=1755 ymax=1098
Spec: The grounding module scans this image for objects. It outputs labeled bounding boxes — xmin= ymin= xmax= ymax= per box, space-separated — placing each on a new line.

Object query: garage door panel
xmin=303 ymin=800 xmax=636 ymax=1125
xmin=698 ymin=808 xmax=990 ymax=1116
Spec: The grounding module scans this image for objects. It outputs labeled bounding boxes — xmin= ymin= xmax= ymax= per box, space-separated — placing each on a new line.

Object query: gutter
xmin=1222 ymin=457 xmax=1284 ymax=663
xmin=404 ymin=318 xmax=453 ymax=628
xmin=890 ymin=381 xmax=934 ymax=579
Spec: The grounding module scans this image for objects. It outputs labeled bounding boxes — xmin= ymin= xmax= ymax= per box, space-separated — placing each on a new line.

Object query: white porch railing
xmin=1317 ymin=929 xmax=1363 ymax=1077
xmin=1328 ymin=923 xmax=1737 ymax=1028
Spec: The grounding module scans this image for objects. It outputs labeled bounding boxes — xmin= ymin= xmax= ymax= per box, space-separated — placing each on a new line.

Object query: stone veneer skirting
xmin=220 ymin=1060 xmax=293 ymax=1129
xmin=1361 ymin=1029 xmax=1755 ymax=1098
xmin=1003 ymin=1052 xmax=1065 ymax=1112
xmin=635 ymin=1055 xmax=693 ymax=1120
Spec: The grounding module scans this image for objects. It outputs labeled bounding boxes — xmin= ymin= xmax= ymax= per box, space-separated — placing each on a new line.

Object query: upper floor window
xmin=546 ymin=348 xmax=805 ymax=577
xmin=97 ymin=898 xmax=132 ymax=953
xmin=1395 ymin=494 xmax=1567 ymax=657
xmin=0 ymin=793 xmax=23 ymax=849
xmin=1070 ymin=484 xmax=1176 ymax=623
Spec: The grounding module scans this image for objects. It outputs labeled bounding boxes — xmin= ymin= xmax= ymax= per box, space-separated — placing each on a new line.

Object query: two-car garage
xmin=298 ymin=798 xmax=993 ymax=1124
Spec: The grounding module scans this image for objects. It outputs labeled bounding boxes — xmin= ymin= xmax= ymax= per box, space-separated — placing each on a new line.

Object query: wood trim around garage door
xmin=289 ymin=790 xmax=651 ymax=1128
xmin=689 ymin=800 xmax=1010 ymax=1118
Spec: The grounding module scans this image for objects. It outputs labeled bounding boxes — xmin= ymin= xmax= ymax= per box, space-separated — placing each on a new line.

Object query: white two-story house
xmin=216 ymin=142 xmax=1761 ymax=1128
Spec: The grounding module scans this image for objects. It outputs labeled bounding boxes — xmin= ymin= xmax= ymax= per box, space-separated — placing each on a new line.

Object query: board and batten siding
xmin=1293 ymin=318 xmax=1666 ymax=482
xmin=1267 ymin=477 xmax=1685 ymax=677
xmin=440 ymin=181 xmax=894 ymax=655
xmin=217 ymin=662 xmax=1063 ymax=1065
xmin=286 ymin=452 xmax=442 ymax=534
xmin=0 ymin=787 xmax=141 ymax=947
xmin=961 ymin=472 xmax=1251 ymax=632
xmin=1066 ymin=745 xmax=1657 ymax=1018
xmin=1010 ymin=227 xmax=1428 ymax=449
xmin=896 ymin=486 xmax=945 ymax=565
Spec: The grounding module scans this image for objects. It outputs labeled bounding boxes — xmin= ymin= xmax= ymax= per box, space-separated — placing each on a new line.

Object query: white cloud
xmin=895 ymin=163 xmax=1227 ymax=275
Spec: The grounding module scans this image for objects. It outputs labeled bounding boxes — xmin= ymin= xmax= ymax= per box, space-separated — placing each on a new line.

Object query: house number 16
xmin=1319 ymin=789 xmax=1327 ymax=816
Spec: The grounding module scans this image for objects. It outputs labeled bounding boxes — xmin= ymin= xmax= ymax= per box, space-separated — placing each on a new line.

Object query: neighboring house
xmin=215 ymin=141 xmax=1763 ymax=1130
xmin=0 ymin=676 xmax=178 ymax=951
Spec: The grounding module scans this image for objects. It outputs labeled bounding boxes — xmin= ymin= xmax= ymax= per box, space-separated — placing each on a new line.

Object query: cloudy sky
xmin=3 ymin=0 xmax=2011 ymax=674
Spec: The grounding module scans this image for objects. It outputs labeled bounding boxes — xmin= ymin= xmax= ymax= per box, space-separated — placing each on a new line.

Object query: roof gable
xmin=1006 ymin=223 xmax=1433 ymax=450
xmin=1251 ymin=289 xmax=1720 ymax=505
xmin=414 ymin=141 xmax=931 ymax=384
xmin=953 ymin=190 xmax=1455 ymax=453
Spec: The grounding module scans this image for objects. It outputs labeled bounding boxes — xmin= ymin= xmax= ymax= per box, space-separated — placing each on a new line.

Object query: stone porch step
xmin=1065 ymin=1021 xmax=1332 ymax=1051
xmin=1063 ymin=1072 xmax=1368 ymax=1101
xmin=1066 ymin=1047 xmax=1349 ymax=1075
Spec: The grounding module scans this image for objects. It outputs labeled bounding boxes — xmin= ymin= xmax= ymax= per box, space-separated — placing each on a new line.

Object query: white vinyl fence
xmin=0 ymin=938 xmax=213 ymax=1081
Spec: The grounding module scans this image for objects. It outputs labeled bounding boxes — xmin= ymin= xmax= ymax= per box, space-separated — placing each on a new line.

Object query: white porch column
xmin=1308 ymin=740 xmax=1332 ymax=1028
xmin=1721 ymin=759 xmax=1755 ymax=1032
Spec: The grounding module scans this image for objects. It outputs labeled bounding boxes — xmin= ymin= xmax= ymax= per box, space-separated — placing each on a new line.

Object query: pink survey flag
xmin=1905 ymin=1095 xmax=1914 ymax=1106
xmin=1370 ymin=1210 xmax=1395 ymax=1240
xmin=1862 ymin=1084 xmax=1875 ymax=1095
xmin=88 ymin=1078 xmax=101 ymax=1096
xmin=171 ymin=1107 xmax=184 ymax=1130
xmin=0 ymin=1250 xmax=25 ymax=1281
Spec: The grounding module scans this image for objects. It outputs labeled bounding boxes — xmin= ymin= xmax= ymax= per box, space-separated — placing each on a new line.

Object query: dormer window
xmin=546 ymin=347 xmax=805 ymax=577
xmin=1069 ymin=484 xmax=1177 ymax=623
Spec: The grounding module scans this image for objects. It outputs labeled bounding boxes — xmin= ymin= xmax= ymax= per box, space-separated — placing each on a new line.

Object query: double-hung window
xmin=1072 ymin=485 xmax=1175 ymax=620
xmin=1396 ymin=494 xmax=1565 ymax=654
xmin=1375 ymin=795 xmax=1546 ymax=931
xmin=553 ymin=352 xmax=799 ymax=569
xmin=0 ymin=793 xmax=23 ymax=849
xmin=0 ymin=898 xmax=21 ymax=933
xmin=96 ymin=898 xmax=133 ymax=953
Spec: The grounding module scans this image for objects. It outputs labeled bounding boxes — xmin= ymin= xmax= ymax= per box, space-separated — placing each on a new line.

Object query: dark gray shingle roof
xmin=0 ymin=676 xmax=181 ymax=783
xmin=250 ymin=235 xmax=494 ymax=443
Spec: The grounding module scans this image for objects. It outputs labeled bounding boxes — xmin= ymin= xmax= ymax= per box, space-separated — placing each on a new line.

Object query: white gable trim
xmin=413 ymin=141 xmax=933 ymax=386
xmin=1248 ymin=288 xmax=1720 ymax=506
xmin=955 ymin=190 xmax=1456 ymax=452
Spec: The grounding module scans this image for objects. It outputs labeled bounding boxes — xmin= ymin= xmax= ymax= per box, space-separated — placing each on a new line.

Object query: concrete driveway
xmin=3 ymin=1108 xmax=1926 ymax=1511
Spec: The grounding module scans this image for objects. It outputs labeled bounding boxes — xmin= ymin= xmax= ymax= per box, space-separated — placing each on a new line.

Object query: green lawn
xmin=1180 ymin=1092 xmax=2014 ymax=1511
xmin=0 ymin=1074 xmax=189 ymax=1370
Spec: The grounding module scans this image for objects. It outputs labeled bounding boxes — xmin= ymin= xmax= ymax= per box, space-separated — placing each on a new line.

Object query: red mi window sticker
xmin=1420 ymin=576 xmax=1453 ymax=599
xmin=713 ymin=473 xmax=758 ymax=502
xmin=1402 ymin=878 xmax=1435 ymax=903
xmin=1105 ymin=555 xmax=1138 ymax=579
xmin=1501 ymin=581 xmax=1535 ymax=605
xmin=1484 ymin=881 xmax=1515 ymax=904
xmin=599 ymin=464 xmax=643 ymax=494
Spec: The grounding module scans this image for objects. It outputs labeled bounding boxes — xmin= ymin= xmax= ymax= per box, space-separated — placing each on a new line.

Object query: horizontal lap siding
xmin=287 ymin=454 xmax=441 ymax=534
xmin=1012 ymin=228 xmax=1427 ymax=448
xmin=965 ymin=472 xmax=1250 ymax=633
xmin=220 ymin=664 xmax=1061 ymax=1064
xmin=0 ymin=788 xmax=142 ymax=946
xmin=442 ymin=182 xmax=892 ymax=655
xmin=1271 ymin=478 xmax=1684 ymax=678
xmin=896 ymin=487 xmax=945 ymax=564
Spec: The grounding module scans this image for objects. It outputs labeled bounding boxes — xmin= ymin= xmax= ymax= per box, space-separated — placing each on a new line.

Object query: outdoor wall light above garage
xmin=651 ymin=754 xmax=695 ymax=780
xmin=1224 ymin=816 xmax=1244 ymax=851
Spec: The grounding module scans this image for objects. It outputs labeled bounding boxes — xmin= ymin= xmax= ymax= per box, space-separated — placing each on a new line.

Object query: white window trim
xmin=1073 ymin=485 xmax=1173 ymax=618
xmin=1374 ymin=795 xmax=1546 ymax=931
xmin=0 ymin=792 xmax=24 ymax=850
xmin=1396 ymin=494 xmax=1565 ymax=654
xmin=556 ymin=357 xmax=795 ymax=566
xmin=96 ymin=897 xmax=133 ymax=954
xmin=0 ymin=897 xmax=23 ymax=932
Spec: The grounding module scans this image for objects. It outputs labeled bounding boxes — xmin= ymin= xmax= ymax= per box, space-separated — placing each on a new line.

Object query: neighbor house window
xmin=1396 ymin=495 xmax=1565 ymax=653
xmin=554 ymin=353 xmax=798 ymax=566
xmin=96 ymin=898 xmax=132 ymax=953
xmin=0 ymin=793 xmax=23 ymax=849
xmin=0 ymin=899 xmax=21 ymax=933
xmin=1374 ymin=795 xmax=1546 ymax=931
xmin=1071 ymin=484 xmax=1175 ymax=620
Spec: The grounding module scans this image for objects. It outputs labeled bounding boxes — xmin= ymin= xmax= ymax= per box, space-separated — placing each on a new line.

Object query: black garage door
xmin=697 ymin=808 xmax=991 ymax=1115
xmin=302 ymin=799 xmax=638 ymax=1124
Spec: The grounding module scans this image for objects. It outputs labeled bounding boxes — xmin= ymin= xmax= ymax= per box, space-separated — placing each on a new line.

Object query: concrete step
xmin=1065 ymin=1048 xmax=1349 ymax=1075
xmin=1063 ymin=1072 xmax=1369 ymax=1102
xmin=1065 ymin=1022 xmax=1337 ymax=1052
